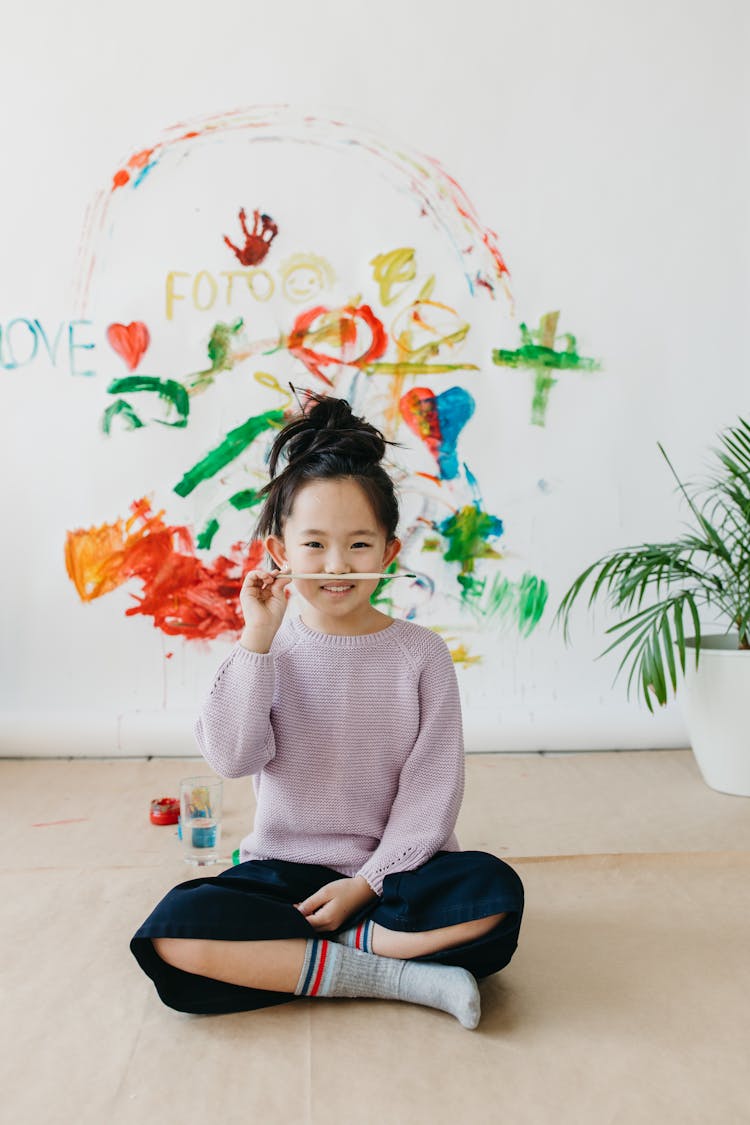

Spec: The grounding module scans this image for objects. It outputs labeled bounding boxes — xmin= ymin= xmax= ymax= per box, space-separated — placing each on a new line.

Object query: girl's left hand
xmin=294 ymin=876 xmax=377 ymax=932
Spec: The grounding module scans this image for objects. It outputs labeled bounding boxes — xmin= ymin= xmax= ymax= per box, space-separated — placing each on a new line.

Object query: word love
xmin=0 ymin=319 xmax=95 ymax=375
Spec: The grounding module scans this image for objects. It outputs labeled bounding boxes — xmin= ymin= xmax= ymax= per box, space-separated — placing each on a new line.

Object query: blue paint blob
xmin=435 ymin=386 xmax=475 ymax=480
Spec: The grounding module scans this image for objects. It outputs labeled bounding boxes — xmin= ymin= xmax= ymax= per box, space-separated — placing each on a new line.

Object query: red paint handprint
xmin=223 ymin=208 xmax=278 ymax=265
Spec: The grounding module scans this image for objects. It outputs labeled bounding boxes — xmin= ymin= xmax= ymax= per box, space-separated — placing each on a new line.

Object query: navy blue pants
xmin=130 ymin=849 xmax=524 ymax=1015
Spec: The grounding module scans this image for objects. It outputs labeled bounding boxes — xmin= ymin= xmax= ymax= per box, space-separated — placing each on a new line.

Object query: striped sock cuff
xmin=340 ymin=918 xmax=374 ymax=953
xmin=295 ymin=939 xmax=337 ymax=997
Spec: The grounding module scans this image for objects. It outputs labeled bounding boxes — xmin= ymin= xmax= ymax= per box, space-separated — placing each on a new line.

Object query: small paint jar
xmin=150 ymin=797 xmax=180 ymax=826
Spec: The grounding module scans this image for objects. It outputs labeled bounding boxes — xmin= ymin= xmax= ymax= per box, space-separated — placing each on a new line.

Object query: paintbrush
xmin=277 ymin=572 xmax=417 ymax=580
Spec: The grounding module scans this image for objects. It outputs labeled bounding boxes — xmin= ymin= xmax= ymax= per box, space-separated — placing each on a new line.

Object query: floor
xmin=3 ymin=750 xmax=749 ymax=1125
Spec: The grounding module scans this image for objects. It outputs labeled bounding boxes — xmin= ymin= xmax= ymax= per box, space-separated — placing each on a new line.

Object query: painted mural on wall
xmin=2 ymin=107 xmax=601 ymax=661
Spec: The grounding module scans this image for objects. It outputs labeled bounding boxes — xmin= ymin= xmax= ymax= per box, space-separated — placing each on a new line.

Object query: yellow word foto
xmin=165 ymin=268 xmax=274 ymax=320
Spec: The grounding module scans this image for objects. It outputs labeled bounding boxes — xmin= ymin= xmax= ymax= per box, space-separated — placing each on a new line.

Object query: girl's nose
xmin=324 ymin=557 xmax=349 ymax=573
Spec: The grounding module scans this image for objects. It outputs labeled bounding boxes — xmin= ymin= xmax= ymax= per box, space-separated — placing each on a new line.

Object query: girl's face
xmin=265 ymin=477 xmax=401 ymax=630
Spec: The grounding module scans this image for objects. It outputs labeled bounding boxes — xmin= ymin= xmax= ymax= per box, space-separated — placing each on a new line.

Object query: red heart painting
xmin=106 ymin=321 xmax=150 ymax=371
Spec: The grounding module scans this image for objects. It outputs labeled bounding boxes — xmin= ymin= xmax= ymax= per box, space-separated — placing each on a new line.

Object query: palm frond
xmin=594 ymin=591 xmax=703 ymax=707
xmin=658 ymin=443 xmax=733 ymax=565
xmin=554 ymin=418 xmax=750 ymax=708
xmin=555 ymin=538 xmax=720 ymax=645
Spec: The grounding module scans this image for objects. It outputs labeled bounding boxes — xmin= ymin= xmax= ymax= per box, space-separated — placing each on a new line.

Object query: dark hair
xmin=252 ymin=388 xmax=402 ymax=567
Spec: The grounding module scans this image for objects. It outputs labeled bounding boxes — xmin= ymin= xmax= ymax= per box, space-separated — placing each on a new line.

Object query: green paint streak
xmin=517 ymin=572 xmax=548 ymax=635
xmin=105 ymin=376 xmax=190 ymax=427
xmin=102 ymin=399 xmax=145 ymax=433
xmin=174 ymin=408 xmax=285 ymax=498
xmin=492 ymin=339 xmax=598 ymax=372
xmin=197 ymin=518 xmax=220 ymax=550
xmin=195 ymin=489 xmax=265 ymax=550
xmin=228 ymin=488 xmax=264 ymax=511
xmin=187 ymin=318 xmax=245 ymax=392
xmin=492 ymin=311 xmax=601 ymax=426
xmin=530 ymin=372 xmax=557 ymax=425
xmin=421 ymin=537 xmax=442 ymax=552
xmin=439 ymin=505 xmax=503 ymax=575
xmin=458 ymin=570 xmax=548 ymax=635
xmin=370 ymin=559 xmax=398 ymax=612
xmin=208 ymin=320 xmax=243 ymax=369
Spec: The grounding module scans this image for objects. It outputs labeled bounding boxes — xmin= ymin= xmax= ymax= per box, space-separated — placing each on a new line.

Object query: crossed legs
xmin=152 ymin=912 xmax=507 ymax=993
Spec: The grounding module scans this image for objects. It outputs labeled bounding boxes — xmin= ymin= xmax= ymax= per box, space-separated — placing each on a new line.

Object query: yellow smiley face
xmin=280 ymin=253 xmax=335 ymax=303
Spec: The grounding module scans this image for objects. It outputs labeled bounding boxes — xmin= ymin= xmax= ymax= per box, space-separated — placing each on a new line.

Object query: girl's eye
xmin=303 ymin=542 xmax=371 ymax=548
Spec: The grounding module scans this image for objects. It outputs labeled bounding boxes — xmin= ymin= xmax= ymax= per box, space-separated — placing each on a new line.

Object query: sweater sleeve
xmin=355 ymin=635 xmax=465 ymax=896
xmin=193 ymin=643 xmax=278 ymax=779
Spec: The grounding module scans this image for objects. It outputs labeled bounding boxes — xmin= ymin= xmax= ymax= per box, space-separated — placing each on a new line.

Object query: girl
xmin=130 ymin=390 xmax=524 ymax=1029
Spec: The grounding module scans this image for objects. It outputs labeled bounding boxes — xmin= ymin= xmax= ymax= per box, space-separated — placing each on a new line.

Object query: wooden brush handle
xmin=281 ymin=572 xmax=416 ymax=580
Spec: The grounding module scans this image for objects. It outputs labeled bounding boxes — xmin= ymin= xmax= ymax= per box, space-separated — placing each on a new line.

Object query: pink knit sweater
xmin=194 ymin=612 xmax=464 ymax=895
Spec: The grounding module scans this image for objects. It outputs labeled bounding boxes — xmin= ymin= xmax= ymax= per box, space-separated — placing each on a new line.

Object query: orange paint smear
xmin=127 ymin=147 xmax=155 ymax=170
xmin=65 ymin=497 xmax=264 ymax=640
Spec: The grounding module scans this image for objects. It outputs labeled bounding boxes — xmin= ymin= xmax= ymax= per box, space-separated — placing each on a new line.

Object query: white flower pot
xmin=680 ymin=634 xmax=750 ymax=797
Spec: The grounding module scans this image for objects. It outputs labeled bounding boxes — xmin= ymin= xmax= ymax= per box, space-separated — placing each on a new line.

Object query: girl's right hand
xmin=239 ymin=567 xmax=293 ymax=637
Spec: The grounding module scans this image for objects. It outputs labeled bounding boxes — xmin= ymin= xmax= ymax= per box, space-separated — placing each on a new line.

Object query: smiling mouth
xmin=320 ymin=583 xmax=355 ymax=592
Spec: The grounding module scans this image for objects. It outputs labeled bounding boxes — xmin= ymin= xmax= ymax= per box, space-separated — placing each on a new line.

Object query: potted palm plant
xmin=555 ymin=416 xmax=750 ymax=797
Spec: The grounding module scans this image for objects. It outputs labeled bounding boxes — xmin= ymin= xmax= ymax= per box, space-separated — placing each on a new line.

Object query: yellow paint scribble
xmin=449 ymin=644 xmax=482 ymax=666
xmin=391 ymin=299 xmax=470 ymax=365
xmin=253 ymin=371 xmax=293 ymax=411
xmin=370 ymin=247 xmax=417 ymax=306
xmin=428 ymin=626 xmax=482 ymax=666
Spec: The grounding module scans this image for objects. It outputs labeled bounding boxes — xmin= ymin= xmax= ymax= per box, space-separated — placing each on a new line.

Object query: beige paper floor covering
xmin=3 ymin=750 xmax=749 ymax=1124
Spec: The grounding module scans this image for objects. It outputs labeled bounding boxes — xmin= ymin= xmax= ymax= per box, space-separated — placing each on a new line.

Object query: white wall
xmin=1 ymin=0 xmax=747 ymax=755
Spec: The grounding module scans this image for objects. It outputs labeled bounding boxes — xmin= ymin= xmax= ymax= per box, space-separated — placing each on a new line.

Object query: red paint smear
xmin=181 ymin=131 xmax=200 ymax=139
xmin=165 ymin=652 xmax=174 ymax=659
xmin=32 ymin=818 xmax=89 ymax=828
xmin=400 ymin=387 xmax=442 ymax=463
xmin=128 ymin=147 xmax=155 ymax=170
xmin=482 ymin=228 xmax=511 ymax=279
xmin=287 ymin=303 xmax=388 ymax=384
xmin=66 ymin=497 xmax=266 ymax=640
xmin=106 ymin=321 xmax=150 ymax=370
xmin=112 ymin=169 xmax=130 ymax=189
xmin=428 ymin=157 xmax=511 ymax=281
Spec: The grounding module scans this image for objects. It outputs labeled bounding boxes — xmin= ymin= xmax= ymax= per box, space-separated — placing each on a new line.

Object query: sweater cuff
xmin=356 ymin=846 xmax=426 ymax=898
xmin=355 ymin=869 xmax=383 ymax=897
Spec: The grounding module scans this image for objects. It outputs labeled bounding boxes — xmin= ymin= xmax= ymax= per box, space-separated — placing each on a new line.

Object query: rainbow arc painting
xmin=63 ymin=105 xmax=601 ymax=661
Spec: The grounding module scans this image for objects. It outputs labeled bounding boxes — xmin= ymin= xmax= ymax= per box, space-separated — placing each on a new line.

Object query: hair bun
xmin=267 ymin=391 xmax=387 ymax=476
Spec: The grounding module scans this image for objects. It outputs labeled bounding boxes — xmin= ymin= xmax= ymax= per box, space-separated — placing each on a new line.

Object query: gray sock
xmin=294 ymin=938 xmax=481 ymax=1029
